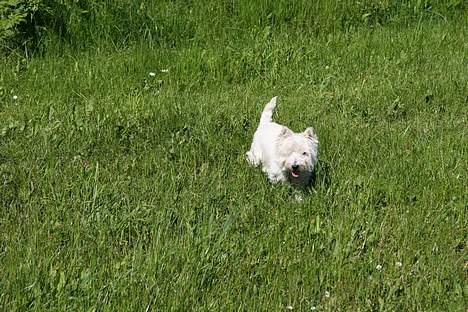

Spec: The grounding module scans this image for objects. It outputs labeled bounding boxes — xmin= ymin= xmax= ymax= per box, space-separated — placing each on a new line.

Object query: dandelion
xmin=12 ymin=95 xmax=18 ymax=100
xmin=149 ymin=72 xmax=156 ymax=77
xmin=395 ymin=261 xmax=403 ymax=268
xmin=376 ymin=264 xmax=383 ymax=271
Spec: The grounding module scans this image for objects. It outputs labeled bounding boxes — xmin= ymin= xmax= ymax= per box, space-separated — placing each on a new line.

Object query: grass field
xmin=1 ymin=1 xmax=467 ymax=310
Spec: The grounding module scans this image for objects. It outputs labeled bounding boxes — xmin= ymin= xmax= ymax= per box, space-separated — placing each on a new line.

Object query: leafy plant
xmin=0 ymin=0 xmax=42 ymax=46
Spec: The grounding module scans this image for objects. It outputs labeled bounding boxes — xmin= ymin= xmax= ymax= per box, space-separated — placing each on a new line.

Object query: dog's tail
xmin=259 ymin=96 xmax=278 ymax=125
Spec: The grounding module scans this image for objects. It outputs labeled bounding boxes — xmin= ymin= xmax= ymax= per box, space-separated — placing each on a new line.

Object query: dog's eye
xmin=302 ymin=152 xmax=308 ymax=156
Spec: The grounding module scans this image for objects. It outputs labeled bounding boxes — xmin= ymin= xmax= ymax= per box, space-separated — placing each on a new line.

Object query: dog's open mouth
xmin=291 ymin=169 xmax=300 ymax=178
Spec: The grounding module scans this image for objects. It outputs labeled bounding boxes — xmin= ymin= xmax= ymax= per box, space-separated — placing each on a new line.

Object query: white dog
xmin=246 ymin=96 xmax=319 ymax=187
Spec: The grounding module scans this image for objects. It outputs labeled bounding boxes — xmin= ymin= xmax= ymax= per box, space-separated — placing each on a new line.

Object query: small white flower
xmin=325 ymin=65 xmax=330 ymax=70
xmin=12 ymin=95 xmax=18 ymax=100
xmin=376 ymin=264 xmax=383 ymax=271
xmin=324 ymin=291 xmax=330 ymax=298
xmin=395 ymin=261 xmax=402 ymax=268
xmin=149 ymin=72 xmax=156 ymax=77
xmin=310 ymin=306 xmax=316 ymax=311
xmin=286 ymin=305 xmax=293 ymax=310
xmin=161 ymin=69 xmax=169 ymax=73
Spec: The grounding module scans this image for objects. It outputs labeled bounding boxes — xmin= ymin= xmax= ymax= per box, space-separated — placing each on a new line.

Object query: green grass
xmin=0 ymin=3 xmax=467 ymax=310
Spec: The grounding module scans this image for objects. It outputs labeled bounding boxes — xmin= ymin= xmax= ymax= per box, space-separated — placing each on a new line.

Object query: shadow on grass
xmin=311 ymin=159 xmax=332 ymax=191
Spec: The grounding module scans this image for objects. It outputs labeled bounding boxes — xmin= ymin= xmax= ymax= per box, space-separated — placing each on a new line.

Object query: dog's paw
xmin=294 ymin=194 xmax=303 ymax=202
xmin=246 ymin=151 xmax=260 ymax=166
xmin=267 ymin=172 xmax=285 ymax=184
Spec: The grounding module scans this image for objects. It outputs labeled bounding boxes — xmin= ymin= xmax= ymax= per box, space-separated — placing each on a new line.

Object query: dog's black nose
xmin=292 ymin=164 xmax=299 ymax=170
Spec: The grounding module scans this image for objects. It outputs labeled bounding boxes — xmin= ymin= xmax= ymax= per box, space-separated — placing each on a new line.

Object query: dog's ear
xmin=279 ymin=127 xmax=293 ymax=138
xmin=304 ymin=127 xmax=318 ymax=142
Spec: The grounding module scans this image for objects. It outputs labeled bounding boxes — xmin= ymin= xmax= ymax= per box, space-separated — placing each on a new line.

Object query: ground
xmin=0 ymin=4 xmax=466 ymax=310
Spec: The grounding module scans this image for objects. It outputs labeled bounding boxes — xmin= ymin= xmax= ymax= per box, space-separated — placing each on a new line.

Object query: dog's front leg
xmin=265 ymin=163 xmax=285 ymax=184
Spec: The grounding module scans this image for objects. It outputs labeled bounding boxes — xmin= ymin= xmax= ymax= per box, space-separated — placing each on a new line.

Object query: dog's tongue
xmin=292 ymin=169 xmax=300 ymax=178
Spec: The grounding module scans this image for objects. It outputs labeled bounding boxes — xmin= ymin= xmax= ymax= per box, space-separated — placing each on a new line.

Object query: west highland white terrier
xmin=246 ymin=96 xmax=319 ymax=187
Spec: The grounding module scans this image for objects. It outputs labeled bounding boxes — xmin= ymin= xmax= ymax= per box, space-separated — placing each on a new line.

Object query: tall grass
xmin=3 ymin=0 xmax=466 ymax=52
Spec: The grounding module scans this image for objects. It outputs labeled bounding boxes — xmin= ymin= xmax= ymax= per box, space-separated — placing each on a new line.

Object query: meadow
xmin=0 ymin=1 xmax=466 ymax=310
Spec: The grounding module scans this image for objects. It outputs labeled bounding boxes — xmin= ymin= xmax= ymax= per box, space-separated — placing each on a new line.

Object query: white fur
xmin=246 ymin=96 xmax=319 ymax=187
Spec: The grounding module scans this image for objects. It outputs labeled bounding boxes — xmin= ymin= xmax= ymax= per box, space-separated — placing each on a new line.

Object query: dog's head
xmin=277 ymin=127 xmax=319 ymax=186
